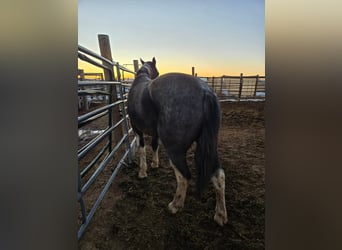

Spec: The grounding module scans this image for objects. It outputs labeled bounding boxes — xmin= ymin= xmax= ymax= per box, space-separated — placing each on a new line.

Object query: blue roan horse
xmin=127 ymin=58 xmax=228 ymax=226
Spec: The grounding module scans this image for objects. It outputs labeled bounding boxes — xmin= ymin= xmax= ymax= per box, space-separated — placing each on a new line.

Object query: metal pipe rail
xmin=77 ymin=135 xmax=136 ymax=240
xmin=78 ymin=44 xmax=136 ymax=75
xmin=78 ymin=94 xmax=135 ymax=240
xmin=78 ymin=111 xmax=108 ymax=129
xmin=77 ymin=41 xmax=136 ymax=240
xmin=78 ymin=99 xmax=123 ymax=126
xmin=80 ymin=131 xmax=129 ymax=195
xmin=78 ymin=52 xmax=112 ymax=72
xmin=78 ymin=80 xmax=122 ymax=86
xmin=80 ymin=141 xmax=110 ymax=178
xmin=79 ymin=44 xmax=114 ymax=66
xmin=78 ymin=117 xmax=125 ymax=161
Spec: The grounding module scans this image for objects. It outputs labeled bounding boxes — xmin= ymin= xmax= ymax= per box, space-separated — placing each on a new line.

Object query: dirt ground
xmin=78 ymin=101 xmax=265 ymax=250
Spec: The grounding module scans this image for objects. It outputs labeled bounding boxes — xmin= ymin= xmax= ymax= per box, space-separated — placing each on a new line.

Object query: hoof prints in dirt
xmin=112 ymin=162 xmax=264 ymax=250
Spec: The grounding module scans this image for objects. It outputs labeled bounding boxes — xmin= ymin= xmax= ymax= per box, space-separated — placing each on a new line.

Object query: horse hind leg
xmin=211 ymin=168 xmax=228 ymax=225
xmin=136 ymin=133 xmax=147 ymax=178
xmin=151 ymin=136 xmax=159 ymax=168
xmin=168 ymin=157 xmax=190 ymax=214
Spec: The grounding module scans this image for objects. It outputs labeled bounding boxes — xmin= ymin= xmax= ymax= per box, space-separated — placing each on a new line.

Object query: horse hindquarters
xmin=195 ymin=91 xmax=228 ymax=225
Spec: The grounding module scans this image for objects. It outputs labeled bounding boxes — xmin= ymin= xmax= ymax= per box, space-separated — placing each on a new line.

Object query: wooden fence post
xmin=192 ymin=67 xmax=195 ymax=76
xmin=98 ymin=34 xmax=116 ymax=81
xmin=212 ymin=76 xmax=215 ymax=92
xmin=254 ymin=74 xmax=259 ymax=97
xmin=133 ymin=60 xmax=139 ymax=73
xmin=239 ymin=73 xmax=243 ymax=100
xmin=98 ymin=34 xmax=122 ymax=149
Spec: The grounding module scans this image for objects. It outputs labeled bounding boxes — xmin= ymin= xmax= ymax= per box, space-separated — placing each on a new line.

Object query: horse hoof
xmin=214 ymin=212 xmax=228 ymax=226
xmin=168 ymin=202 xmax=179 ymax=214
xmin=151 ymin=161 xmax=159 ymax=168
xmin=138 ymin=172 xmax=147 ymax=178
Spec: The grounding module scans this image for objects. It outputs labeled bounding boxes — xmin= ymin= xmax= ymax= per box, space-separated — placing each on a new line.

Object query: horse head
xmin=138 ymin=57 xmax=159 ymax=79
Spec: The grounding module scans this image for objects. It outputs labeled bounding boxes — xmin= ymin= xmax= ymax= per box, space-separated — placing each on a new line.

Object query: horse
xmin=127 ymin=57 xmax=228 ymax=226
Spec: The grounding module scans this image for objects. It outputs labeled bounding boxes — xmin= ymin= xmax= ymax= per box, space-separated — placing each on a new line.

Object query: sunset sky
xmin=78 ymin=0 xmax=264 ymax=77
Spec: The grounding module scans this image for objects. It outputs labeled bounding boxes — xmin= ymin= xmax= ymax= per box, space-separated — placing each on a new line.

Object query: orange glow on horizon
xmin=78 ymin=59 xmax=264 ymax=79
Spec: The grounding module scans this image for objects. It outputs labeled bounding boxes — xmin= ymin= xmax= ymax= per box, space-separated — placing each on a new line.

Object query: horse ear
xmin=152 ymin=57 xmax=156 ymax=65
xmin=140 ymin=58 xmax=145 ymax=65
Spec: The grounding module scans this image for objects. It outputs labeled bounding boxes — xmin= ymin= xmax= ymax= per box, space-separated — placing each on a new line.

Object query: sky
xmin=78 ymin=0 xmax=264 ymax=77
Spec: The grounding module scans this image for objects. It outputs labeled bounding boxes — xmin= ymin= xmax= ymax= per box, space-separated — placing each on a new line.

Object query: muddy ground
xmin=78 ymin=101 xmax=265 ymax=250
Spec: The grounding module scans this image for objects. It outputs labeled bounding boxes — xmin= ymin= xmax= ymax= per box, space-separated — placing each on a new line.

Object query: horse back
xmin=150 ymin=73 xmax=210 ymax=112
xmin=149 ymin=73 xmax=212 ymax=148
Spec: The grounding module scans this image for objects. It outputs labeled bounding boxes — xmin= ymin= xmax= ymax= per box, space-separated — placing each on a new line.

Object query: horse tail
xmin=195 ymin=90 xmax=221 ymax=194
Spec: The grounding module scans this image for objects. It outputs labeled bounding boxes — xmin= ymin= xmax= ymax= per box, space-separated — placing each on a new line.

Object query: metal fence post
xmin=78 ymin=69 xmax=87 ymax=112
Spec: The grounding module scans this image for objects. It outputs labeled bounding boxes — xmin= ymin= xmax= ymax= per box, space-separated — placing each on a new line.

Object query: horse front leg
xmin=211 ymin=168 xmax=228 ymax=225
xmin=151 ymin=136 xmax=159 ymax=168
xmin=136 ymin=134 xmax=147 ymax=178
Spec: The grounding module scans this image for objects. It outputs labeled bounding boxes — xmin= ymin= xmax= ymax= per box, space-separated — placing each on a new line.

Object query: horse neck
xmin=135 ymin=66 xmax=153 ymax=83
xmin=137 ymin=65 xmax=151 ymax=76
xmin=132 ymin=71 xmax=152 ymax=87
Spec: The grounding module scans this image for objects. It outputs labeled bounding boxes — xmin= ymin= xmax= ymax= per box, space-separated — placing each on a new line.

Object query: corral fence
xmin=77 ymin=34 xmax=137 ymax=240
xmin=77 ymin=34 xmax=265 ymax=240
xmin=201 ymin=74 xmax=265 ymax=101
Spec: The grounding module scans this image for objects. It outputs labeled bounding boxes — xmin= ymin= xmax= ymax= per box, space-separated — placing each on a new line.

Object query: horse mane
xmin=136 ymin=65 xmax=150 ymax=76
xmin=137 ymin=63 xmax=152 ymax=75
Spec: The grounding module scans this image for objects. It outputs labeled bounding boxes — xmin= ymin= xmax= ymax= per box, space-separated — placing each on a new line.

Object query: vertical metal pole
xmin=78 ymin=69 xmax=87 ymax=111
xmin=116 ymin=64 xmax=132 ymax=163
xmin=114 ymin=63 xmax=123 ymax=139
xmin=78 ymin=169 xmax=86 ymax=225
xmin=115 ymin=63 xmax=122 ymax=95
xmin=78 ymin=69 xmax=85 ymax=80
